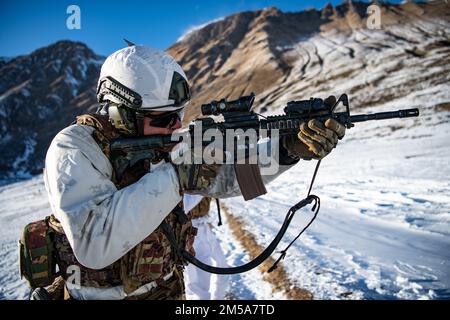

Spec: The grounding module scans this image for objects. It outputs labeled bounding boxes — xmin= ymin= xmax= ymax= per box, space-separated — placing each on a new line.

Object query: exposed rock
xmin=0 ymin=41 xmax=104 ymax=179
xmin=167 ymin=1 xmax=450 ymax=121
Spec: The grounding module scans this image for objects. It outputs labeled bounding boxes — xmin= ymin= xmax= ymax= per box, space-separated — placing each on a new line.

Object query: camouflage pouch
xmin=119 ymin=213 xmax=197 ymax=295
xmin=120 ymin=229 xmax=174 ymax=294
xmin=18 ymin=217 xmax=58 ymax=288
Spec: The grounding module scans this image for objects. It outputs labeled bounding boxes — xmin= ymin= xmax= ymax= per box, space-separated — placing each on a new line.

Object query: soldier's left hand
xmin=297 ymin=117 xmax=346 ymax=159
xmin=282 ymin=95 xmax=346 ymax=160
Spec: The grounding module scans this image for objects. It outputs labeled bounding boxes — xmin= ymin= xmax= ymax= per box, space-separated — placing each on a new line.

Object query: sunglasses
xmin=144 ymin=110 xmax=181 ymax=128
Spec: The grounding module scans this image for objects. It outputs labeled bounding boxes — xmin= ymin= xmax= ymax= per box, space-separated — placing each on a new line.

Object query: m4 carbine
xmin=110 ymin=93 xmax=419 ymax=200
xmin=199 ymin=93 xmax=418 ymax=132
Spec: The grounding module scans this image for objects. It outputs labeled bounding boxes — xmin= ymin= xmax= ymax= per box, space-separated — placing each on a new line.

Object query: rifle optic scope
xmin=201 ymin=93 xmax=255 ymax=116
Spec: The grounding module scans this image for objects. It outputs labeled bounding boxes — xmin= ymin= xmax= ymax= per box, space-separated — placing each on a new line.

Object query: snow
xmin=0 ymin=176 xmax=48 ymax=300
xmin=37 ymin=104 xmax=54 ymax=120
xmin=208 ymin=212 xmax=288 ymax=300
xmin=217 ymin=101 xmax=450 ymax=300
xmin=49 ymin=59 xmax=62 ymax=74
xmin=256 ymin=20 xmax=450 ymax=113
xmin=64 ymin=69 xmax=80 ymax=97
xmin=177 ymin=17 xmax=225 ymax=43
xmin=0 ymin=133 xmax=12 ymax=144
xmin=11 ymin=136 xmax=36 ymax=179
xmin=87 ymin=57 xmax=105 ymax=66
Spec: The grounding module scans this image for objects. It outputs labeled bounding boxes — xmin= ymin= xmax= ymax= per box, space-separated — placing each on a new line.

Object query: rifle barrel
xmin=349 ymin=108 xmax=419 ymax=123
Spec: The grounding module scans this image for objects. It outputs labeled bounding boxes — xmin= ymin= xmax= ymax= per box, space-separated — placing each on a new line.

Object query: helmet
xmin=96 ymin=45 xmax=190 ymax=135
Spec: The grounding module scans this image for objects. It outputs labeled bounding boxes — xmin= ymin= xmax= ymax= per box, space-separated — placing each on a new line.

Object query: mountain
xmin=0 ymin=58 xmax=12 ymax=69
xmin=0 ymin=1 xmax=449 ymax=180
xmin=0 ymin=41 xmax=104 ymax=181
xmin=167 ymin=1 xmax=450 ymax=117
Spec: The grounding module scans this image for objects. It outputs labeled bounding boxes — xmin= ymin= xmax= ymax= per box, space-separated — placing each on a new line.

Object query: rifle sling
xmin=161 ymin=161 xmax=322 ymax=275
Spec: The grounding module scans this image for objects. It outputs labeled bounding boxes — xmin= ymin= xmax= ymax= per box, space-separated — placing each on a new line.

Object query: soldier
xmin=43 ymin=44 xmax=345 ymax=299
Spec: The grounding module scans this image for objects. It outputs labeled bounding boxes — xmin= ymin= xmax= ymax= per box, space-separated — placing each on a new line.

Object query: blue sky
xmin=0 ymin=0 xmax=398 ymax=57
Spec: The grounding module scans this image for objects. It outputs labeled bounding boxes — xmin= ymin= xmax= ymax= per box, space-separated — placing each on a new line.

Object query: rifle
xmin=110 ymin=93 xmax=419 ymax=200
xmin=109 ymin=93 xmax=419 ymax=274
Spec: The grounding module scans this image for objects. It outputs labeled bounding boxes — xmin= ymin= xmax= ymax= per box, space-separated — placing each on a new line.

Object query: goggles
xmin=142 ymin=110 xmax=182 ymax=128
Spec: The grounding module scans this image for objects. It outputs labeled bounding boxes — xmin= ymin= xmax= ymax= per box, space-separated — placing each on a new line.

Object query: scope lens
xmin=201 ymin=103 xmax=214 ymax=115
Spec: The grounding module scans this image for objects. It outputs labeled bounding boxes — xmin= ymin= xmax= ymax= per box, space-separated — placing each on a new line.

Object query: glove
xmin=174 ymin=163 xmax=221 ymax=192
xmin=282 ymin=118 xmax=346 ymax=160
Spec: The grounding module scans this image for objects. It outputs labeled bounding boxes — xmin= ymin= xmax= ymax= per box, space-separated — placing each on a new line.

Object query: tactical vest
xmin=50 ymin=114 xmax=197 ymax=295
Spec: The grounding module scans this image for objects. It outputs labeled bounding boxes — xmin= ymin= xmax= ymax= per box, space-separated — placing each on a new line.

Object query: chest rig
xmin=50 ymin=114 xmax=197 ymax=294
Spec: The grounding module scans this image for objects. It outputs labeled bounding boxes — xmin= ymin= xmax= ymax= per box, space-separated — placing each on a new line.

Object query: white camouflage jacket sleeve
xmin=44 ymin=124 xmax=182 ymax=270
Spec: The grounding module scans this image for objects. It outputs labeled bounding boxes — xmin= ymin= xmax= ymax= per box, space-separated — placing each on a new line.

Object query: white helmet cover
xmin=98 ymin=46 xmax=189 ymax=112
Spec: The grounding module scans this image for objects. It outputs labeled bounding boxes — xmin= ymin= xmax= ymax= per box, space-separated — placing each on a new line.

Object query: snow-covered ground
xmin=0 ymin=176 xmax=50 ymax=300
xmin=1 ymin=90 xmax=449 ymax=300
xmin=216 ymin=90 xmax=450 ymax=300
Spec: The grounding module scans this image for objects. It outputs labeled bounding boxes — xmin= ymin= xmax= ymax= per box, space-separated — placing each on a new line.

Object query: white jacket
xmin=43 ymin=123 xmax=296 ymax=298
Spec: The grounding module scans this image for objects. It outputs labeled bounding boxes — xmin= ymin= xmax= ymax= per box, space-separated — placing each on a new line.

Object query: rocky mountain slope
xmin=167 ymin=1 xmax=450 ymax=118
xmin=0 ymin=1 xmax=449 ymax=180
xmin=0 ymin=41 xmax=103 ymax=181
